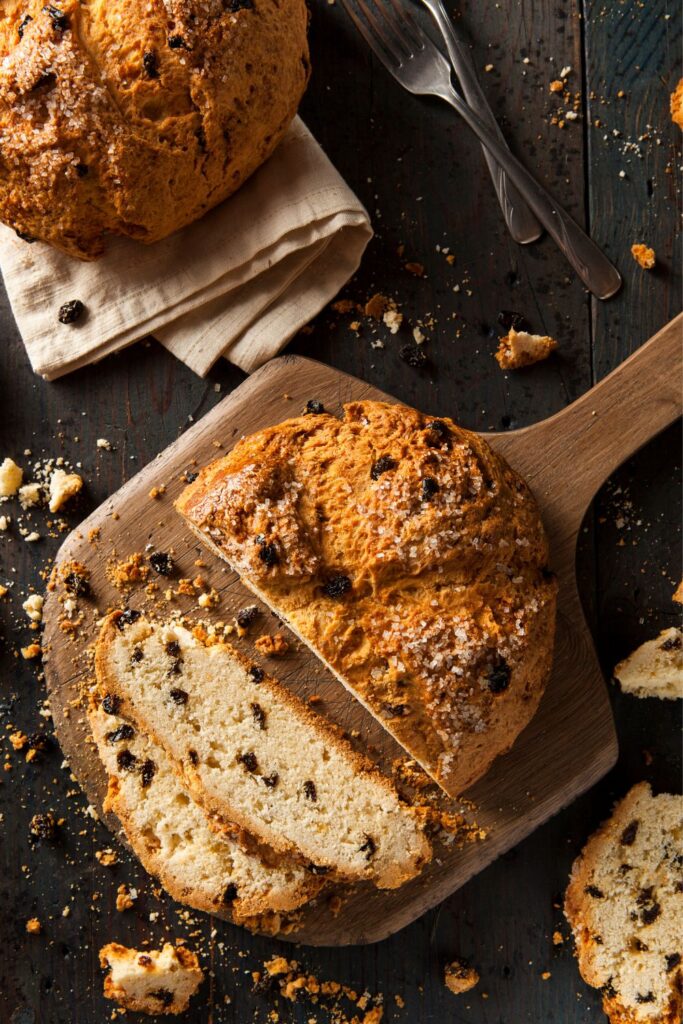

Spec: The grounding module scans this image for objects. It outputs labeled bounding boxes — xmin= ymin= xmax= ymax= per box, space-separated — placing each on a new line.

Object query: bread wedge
xmin=565 ymin=783 xmax=683 ymax=1024
xmin=94 ymin=611 xmax=431 ymax=889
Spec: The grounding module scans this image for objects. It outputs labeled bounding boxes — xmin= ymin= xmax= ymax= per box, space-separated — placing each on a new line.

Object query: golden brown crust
xmin=176 ymin=400 xmax=557 ymax=795
xmin=0 ymin=0 xmax=309 ymax=258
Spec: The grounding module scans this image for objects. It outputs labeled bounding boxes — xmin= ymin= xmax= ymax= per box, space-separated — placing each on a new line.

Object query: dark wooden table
xmin=1 ymin=1 xmax=680 ymax=1021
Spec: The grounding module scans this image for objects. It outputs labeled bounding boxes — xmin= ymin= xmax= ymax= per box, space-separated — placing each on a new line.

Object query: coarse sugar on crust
xmin=176 ymin=400 xmax=557 ymax=796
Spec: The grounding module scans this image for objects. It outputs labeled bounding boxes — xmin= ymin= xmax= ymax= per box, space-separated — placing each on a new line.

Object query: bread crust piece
xmin=564 ymin=783 xmax=683 ymax=1024
xmin=0 ymin=0 xmax=309 ymax=258
xmin=95 ymin=611 xmax=431 ymax=889
xmin=89 ymin=702 xmax=322 ymax=922
xmin=176 ymin=400 xmax=557 ymax=796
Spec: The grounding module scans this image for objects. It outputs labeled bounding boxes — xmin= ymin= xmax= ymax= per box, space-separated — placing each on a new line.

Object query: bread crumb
xmin=149 ymin=485 xmax=166 ymax=500
xmin=95 ymin=848 xmax=119 ymax=867
xmin=255 ymin=633 xmax=290 ymax=657
xmin=673 ymin=581 xmax=683 ymax=604
xmin=549 ymin=79 xmax=564 ymax=92
xmin=49 ymin=469 xmax=83 ymax=512
xmin=116 ymin=884 xmax=137 ymax=912
xmin=671 ymin=78 xmax=683 ymax=129
xmin=404 ymin=261 xmax=424 ymax=277
xmin=495 ymin=328 xmax=557 ymax=370
xmin=22 ymin=594 xmax=44 ymax=622
xmin=364 ymin=293 xmax=389 ymax=319
xmin=21 ymin=643 xmax=42 ymax=659
xmin=26 ymin=918 xmax=42 ymax=934
xmin=444 ymin=959 xmax=479 ymax=995
xmin=552 ymin=930 xmax=564 ymax=945
xmin=630 ymin=243 xmax=656 ymax=269
xmin=97 ymin=438 xmax=113 ymax=450
xmin=19 ymin=482 xmax=42 ymax=509
xmin=383 ymin=309 xmax=403 ymax=334
xmin=0 ymin=458 xmax=23 ymax=497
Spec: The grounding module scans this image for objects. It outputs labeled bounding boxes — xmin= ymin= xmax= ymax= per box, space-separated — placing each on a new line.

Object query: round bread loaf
xmin=177 ymin=400 xmax=558 ymax=797
xmin=0 ymin=0 xmax=309 ymax=258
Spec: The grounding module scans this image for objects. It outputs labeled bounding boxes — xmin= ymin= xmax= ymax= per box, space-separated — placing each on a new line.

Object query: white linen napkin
xmin=0 ymin=118 xmax=372 ymax=380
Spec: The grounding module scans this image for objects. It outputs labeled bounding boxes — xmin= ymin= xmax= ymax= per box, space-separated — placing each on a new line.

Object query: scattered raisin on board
xmin=304 ymin=400 xmax=325 ymax=415
xmin=149 ymin=551 xmax=174 ymax=576
xmin=399 ymin=343 xmax=428 ymax=368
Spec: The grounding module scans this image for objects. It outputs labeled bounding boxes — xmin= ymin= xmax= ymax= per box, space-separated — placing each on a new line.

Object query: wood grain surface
xmin=43 ymin=323 xmax=681 ymax=945
xmin=0 ymin=0 xmax=680 ymax=1019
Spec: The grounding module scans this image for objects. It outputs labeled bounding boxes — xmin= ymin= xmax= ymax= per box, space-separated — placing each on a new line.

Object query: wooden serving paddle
xmin=42 ymin=314 xmax=682 ymax=946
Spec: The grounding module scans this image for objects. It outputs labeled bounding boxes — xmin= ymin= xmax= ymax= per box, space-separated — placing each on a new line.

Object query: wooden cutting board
xmin=42 ymin=314 xmax=682 ymax=946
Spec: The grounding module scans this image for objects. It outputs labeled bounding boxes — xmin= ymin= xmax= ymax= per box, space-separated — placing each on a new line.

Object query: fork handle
xmin=439 ymin=86 xmax=621 ymax=299
xmin=421 ymin=0 xmax=542 ymax=245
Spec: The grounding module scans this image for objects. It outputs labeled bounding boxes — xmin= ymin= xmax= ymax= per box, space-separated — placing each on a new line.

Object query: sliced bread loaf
xmin=564 ymin=783 xmax=683 ymax=1024
xmin=95 ymin=611 xmax=431 ymax=889
xmin=89 ymin=702 xmax=321 ymax=922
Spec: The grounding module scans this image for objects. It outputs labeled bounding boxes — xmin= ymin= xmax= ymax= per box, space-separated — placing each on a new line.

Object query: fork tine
xmin=356 ymin=0 xmax=411 ymax=64
xmin=338 ymin=0 xmax=403 ymax=68
xmin=385 ymin=0 xmax=426 ymax=53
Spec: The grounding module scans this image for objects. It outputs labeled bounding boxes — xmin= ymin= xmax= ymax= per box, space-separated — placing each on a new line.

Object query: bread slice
xmin=564 ymin=783 xmax=683 ymax=1024
xmin=175 ymin=400 xmax=557 ymax=798
xmin=99 ymin=942 xmax=203 ymax=1016
xmin=94 ymin=611 xmax=431 ymax=889
xmin=89 ymin=702 xmax=321 ymax=922
xmin=614 ymin=628 xmax=683 ymax=700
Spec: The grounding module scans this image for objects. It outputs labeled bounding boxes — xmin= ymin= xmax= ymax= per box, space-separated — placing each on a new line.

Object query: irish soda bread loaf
xmin=95 ymin=611 xmax=431 ymax=889
xmin=0 ymin=0 xmax=309 ymax=258
xmin=100 ymin=942 xmax=203 ymax=1016
xmin=89 ymin=701 xmax=321 ymax=921
xmin=564 ymin=783 xmax=683 ymax=1024
xmin=176 ymin=400 xmax=557 ymax=796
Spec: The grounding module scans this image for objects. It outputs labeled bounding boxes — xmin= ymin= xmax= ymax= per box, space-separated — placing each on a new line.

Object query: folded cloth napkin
xmin=0 ymin=118 xmax=372 ymax=380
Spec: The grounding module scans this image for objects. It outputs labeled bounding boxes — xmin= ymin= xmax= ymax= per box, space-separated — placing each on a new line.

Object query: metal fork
xmin=339 ymin=0 xmax=622 ymax=300
xmin=419 ymin=0 xmax=541 ymax=245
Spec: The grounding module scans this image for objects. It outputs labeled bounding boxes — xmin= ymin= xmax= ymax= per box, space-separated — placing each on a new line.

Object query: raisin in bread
xmin=95 ymin=611 xmax=431 ymax=889
xmin=89 ymin=702 xmax=321 ymax=922
xmin=100 ymin=942 xmax=203 ymax=1016
xmin=564 ymin=783 xmax=683 ymax=1024
xmin=175 ymin=400 xmax=557 ymax=797
xmin=0 ymin=0 xmax=309 ymax=258
xmin=614 ymin=629 xmax=683 ymax=700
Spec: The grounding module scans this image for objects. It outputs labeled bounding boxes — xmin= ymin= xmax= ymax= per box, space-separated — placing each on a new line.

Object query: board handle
xmin=498 ymin=314 xmax=682 ymax=558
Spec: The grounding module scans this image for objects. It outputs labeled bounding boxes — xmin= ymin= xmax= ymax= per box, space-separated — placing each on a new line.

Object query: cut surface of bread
xmin=89 ymin=702 xmax=321 ymax=921
xmin=99 ymin=942 xmax=203 ymax=1016
xmin=95 ymin=611 xmax=431 ymax=889
xmin=564 ymin=783 xmax=683 ymax=1024
xmin=614 ymin=628 xmax=683 ymax=700
xmin=175 ymin=400 xmax=557 ymax=796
